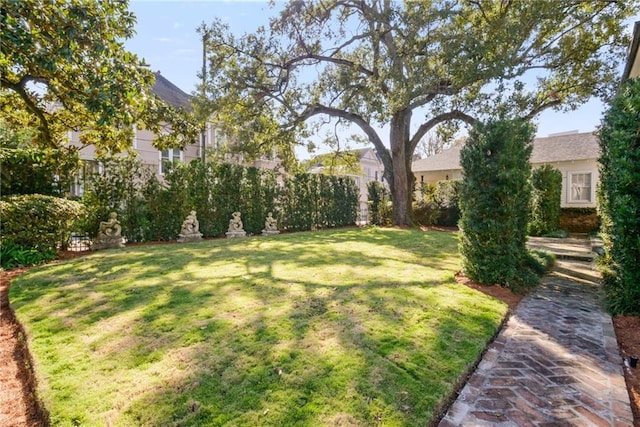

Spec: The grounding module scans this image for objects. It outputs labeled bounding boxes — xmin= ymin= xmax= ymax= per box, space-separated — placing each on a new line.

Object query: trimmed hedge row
xmin=80 ymin=156 xmax=359 ymax=242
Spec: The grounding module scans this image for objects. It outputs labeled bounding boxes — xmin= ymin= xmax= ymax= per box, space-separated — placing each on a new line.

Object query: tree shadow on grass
xmin=9 ymin=228 xmax=506 ymax=426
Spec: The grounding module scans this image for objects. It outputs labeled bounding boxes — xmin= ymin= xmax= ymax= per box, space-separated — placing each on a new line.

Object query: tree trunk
xmin=389 ymin=110 xmax=414 ymax=226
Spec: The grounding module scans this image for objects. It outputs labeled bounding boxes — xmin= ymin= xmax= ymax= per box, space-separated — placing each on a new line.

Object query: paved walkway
xmin=438 ymin=240 xmax=633 ymax=426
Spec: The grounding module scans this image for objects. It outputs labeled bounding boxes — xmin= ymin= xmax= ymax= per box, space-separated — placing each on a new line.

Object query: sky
xmin=124 ymin=0 xmax=638 ymax=157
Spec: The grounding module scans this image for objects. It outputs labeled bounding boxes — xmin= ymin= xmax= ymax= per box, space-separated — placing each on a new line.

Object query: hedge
xmin=0 ymin=194 xmax=85 ymax=251
xmin=458 ymin=118 xmax=537 ymax=292
xmin=598 ymin=77 xmax=640 ymax=315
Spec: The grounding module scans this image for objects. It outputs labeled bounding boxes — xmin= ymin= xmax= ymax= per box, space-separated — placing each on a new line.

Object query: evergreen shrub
xmin=598 ymin=77 xmax=640 ymax=315
xmin=367 ymin=181 xmax=391 ymax=226
xmin=458 ymin=118 xmax=537 ymax=292
xmin=529 ymin=165 xmax=562 ymax=236
xmin=0 ymin=194 xmax=85 ymax=252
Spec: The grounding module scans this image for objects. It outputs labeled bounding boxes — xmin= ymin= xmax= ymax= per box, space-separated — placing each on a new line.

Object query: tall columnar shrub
xmin=459 ymin=118 xmax=535 ymax=291
xmin=280 ymin=173 xmax=358 ymax=231
xmin=367 ymin=181 xmax=391 ymax=226
xmin=529 ymin=165 xmax=562 ymax=236
xmin=598 ymin=77 xmax=640 ymax=315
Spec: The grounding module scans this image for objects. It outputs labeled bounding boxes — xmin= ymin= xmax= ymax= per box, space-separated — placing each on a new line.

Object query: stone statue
xmin=262 ymin=212 xmax=280 ymax=236
xmin=92 ymin=212 xmax=125 ymax=250
xmin=98 ymin=212 xmax=121 ymax=238
xmin=178 ymin=210 xmax=203 ymax=243
xmin=226 ymin=211 xmax=246 ymax=238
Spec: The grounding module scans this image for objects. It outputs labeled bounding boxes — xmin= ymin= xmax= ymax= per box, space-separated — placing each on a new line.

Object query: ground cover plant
xmin=10 ymin=228 xmax=508 ymax=426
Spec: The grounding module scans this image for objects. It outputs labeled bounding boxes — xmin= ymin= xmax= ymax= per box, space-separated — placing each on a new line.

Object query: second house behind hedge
xmin=412 ymin=130 xmax=600 ymax=209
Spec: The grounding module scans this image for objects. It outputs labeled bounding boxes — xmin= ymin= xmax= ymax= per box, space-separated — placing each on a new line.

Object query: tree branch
xmin=409 ymin=110 xmax=476 ymax=154
xmin=522 ymin=98 xmax=562 ymax=121
xmin=300 ymin=103 xmax=392 ymax=171
xmin=1 ymin=76 xmax=54 ymax=147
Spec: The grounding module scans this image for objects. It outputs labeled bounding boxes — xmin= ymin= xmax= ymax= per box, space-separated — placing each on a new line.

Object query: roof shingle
xmin=412 ymin=131 xmax=600 ymax=172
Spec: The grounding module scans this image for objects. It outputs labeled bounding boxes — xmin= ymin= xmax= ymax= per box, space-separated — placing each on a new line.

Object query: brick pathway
xmin=439 ymin=260 xmax=633 ymax=426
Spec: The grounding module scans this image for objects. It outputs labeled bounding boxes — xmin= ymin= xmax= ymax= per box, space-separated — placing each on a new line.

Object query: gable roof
xmin=530 ymin=131 xmax=599 ymax=163
xmin=412 ymin=131 xmax=600 ymax=173
xmin=412 ymin=146 xmax=463 ymax=172
xmin=151 ymin=72 xmax=192 ymax=111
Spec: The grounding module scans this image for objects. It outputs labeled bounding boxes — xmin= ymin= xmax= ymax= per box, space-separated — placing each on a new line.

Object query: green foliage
xmin=459 ymin=118 xmax=535 ymax=291
xmin=80 ymin=156 xmax=354 ymax=241
xmin=367 ymin=181 xmax=392 ymax=226
xmin=597 ymin=77 xmax=640 ymax=315
xmin=413 ymin=200 xmax=440 ymax=226
xmin=435 ymin=180 xmax=462 ymax=227
xmin=199 ymin=1 xmax=634 ymax=225
xmin=0 ymin=240 xmax=57 ymax=270
xmin=281 ymin=173 xmax=358 ymax=231
xmin=1 ymin=0 xmax=198 ymax=151
xmin=81 ymin=155 xmax=155 ymax=241
xmin=0 ymin=194 xmax=85 ymax=252
xmin=0 ymin=125 xmax=80 ymax=196
xmin=528 ymin=165 xmax=562 ymax=236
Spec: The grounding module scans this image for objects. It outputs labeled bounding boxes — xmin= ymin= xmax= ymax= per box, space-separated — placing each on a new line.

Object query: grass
xmin=10 ymin=227 xmax=508 ymax=426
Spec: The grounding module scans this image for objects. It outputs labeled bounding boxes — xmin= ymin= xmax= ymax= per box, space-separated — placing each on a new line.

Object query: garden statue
xmin=92 ymin=212 xmax=125 ymax=250
xmin=226 ymin=211 xmax=246 ymax=238
xmin=262 ymin=212 xmax=280 ymax=236
xmin=178 ymin=210 xmax=203 ymax=243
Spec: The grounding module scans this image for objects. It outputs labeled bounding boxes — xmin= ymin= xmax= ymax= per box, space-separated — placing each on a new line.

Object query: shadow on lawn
xmin=9 ymin=228 xmax=505 ymax=426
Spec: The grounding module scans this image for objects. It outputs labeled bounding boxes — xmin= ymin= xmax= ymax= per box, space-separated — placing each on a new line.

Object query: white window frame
xmin=159 ymin=149 xmax=183 ymax=175
xmin=567 ymin=171 xmax=593 ymax=203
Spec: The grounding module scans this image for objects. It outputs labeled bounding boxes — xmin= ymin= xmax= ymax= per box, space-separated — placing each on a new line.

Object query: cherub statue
xmin=181 ymin=211 xmax=199 ymax=235
xmin=264 ymin=212 xmax=278 ymax=231
xmin=98 ymin=212 xmax=121 ymax=238
xmin=228 ymin=211 xmax=243 ymax=232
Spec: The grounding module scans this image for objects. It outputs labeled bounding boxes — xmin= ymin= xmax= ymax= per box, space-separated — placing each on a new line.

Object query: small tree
xmin=459 ymin=118 xmax=535 ymax=291
xmin=529 ymin=165 xmax=562 ymax=236
xmin=598 ymin=77 xmax=640 ymax=315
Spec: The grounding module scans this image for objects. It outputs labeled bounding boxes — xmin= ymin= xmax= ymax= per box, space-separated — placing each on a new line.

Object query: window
xmin=569 ymin=172 xmax=592 ymax=203
xmin=70 ymin=160 xmax=100 ymax=196
xmin=159 ymin=149 xmax=183 ymax=175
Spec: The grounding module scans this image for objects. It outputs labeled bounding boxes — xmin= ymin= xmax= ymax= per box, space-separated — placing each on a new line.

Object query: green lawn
xmin=10 ymin=227 xmax=508 ymax=426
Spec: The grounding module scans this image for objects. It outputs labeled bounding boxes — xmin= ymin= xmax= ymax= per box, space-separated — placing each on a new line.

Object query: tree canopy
xmin=1 ymin=0 xmax=198 ymax=153
xmin=198 ymin=0 xmax=635 ymax=225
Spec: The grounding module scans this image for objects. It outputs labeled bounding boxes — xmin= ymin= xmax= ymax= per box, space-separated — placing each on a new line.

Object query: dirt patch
xmin=0 ymin=267 xmax=48 ymax=427
xmin=1 ymin=248 xmax=638 ymax=426
xmin=613 ymin=315 xmax=640 ymax=425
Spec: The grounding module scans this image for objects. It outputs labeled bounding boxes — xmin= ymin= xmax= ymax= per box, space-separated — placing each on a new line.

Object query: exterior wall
xmin=415 ymin=170 xmax=462 ymax=186
xmin=67 ymin=128 xmax=203 ymax=196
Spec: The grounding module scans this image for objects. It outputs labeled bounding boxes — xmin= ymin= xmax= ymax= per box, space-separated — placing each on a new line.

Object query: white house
xmin=67 ymin=72 xmax=280 ymax=196
xmin=412 ymin=131 xmax=600 ymax=208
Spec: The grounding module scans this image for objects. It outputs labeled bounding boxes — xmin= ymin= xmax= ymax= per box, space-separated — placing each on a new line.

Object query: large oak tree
xmin=1 ymin=0 xmax=197 ymax=153
xmin=199 ymin=0 xmax=634 ymax=225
